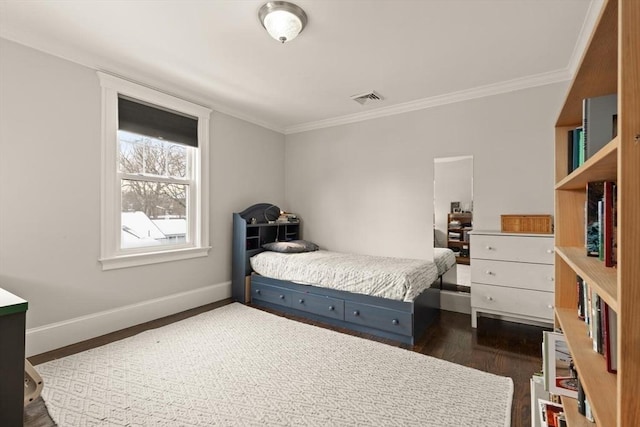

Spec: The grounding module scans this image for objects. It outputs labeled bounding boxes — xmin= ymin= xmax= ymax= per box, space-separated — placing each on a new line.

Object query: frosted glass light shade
xmin=264 ymin=10 xmax=302 ymax=43
xmin=259 ymin=2 xmax=307 ymax=43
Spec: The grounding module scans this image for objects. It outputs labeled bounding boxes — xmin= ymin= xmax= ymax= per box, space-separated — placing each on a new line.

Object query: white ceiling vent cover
xmin=351 ymin=91 xmax=384 ymax=105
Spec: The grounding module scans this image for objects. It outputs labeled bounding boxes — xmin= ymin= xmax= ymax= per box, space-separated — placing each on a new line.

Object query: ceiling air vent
xmin=351 ymin=91 xmax=384 ymax=105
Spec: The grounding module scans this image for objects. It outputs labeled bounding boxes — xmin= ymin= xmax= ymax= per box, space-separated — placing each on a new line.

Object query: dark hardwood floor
xmin=29 ymin=299 xmax=549 ymax=427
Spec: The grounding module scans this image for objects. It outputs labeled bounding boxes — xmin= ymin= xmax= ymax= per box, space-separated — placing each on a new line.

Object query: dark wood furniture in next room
xmin=447 ymin=212 xmax=472 ymax=265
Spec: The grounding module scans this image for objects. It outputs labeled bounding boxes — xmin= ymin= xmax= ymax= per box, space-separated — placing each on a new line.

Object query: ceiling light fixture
xmin=258 ymin=1 xmax=308 ymax=44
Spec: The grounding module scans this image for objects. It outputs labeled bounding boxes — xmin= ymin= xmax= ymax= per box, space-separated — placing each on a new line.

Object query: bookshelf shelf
xmin=556 ymin=309 xmax=617 ymax=426
xmin=556 ymin=246 xmax=618 ymax=311
xmin=561 ymin=396 xmax=597 ymax=427
xmin=553 ymin=1 xmax=640 ymax=426
xmin=555 ymin=137 xmax=618 ymax=191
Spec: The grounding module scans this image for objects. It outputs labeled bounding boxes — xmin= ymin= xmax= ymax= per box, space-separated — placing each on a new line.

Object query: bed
xmin=231 ymin=203 xmax=443 ymax=345
xmin=434 ymin=247 xmax=458 ymax=287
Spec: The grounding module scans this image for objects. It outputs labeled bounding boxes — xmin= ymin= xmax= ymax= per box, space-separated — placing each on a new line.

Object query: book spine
xmin=577 ymin=375 xmax=586 ymax=415
xmin=585 ymin=182 xmax=604 ymax=257
xmin=603 ymin=181 xmax=613 ymax=266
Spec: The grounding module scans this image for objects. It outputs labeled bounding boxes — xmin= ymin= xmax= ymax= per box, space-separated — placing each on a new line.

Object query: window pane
xmin=121 ymin=179 xmax=188 ymax=249
xmin=118 ymin=130 xmax=188 ymax=178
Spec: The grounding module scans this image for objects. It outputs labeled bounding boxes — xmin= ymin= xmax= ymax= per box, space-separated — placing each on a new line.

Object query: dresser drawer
xmin=471 ymin=283 xmax=554 ymax=321
xmin=471 ymin=234 xmax=554 ymax=264
xmin=291 ymin=291 xmax=344 ymax=320
xmin=471 ymin=259 xmax=554 ymax=292
xmin=251 ymin=281 xmax=292 ymax=308
xmin=344 ymin=301 xmax=412 ymax=336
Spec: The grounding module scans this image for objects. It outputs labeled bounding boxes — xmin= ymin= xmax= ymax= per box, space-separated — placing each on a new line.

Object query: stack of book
xmin=567 ymin=94 xmax=617 ymax=174
xmin=577 ymin=276 xmax=618 ymax=373
xmin=585 ymin=181 xmax=617 ymax=267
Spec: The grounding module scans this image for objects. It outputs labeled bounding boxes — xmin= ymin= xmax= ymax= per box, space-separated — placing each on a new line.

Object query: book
xmin=603 ymin=181 xmax=616 ymax=267
xmin=611 ymin=182 xmax=618 ymax=266
xmin=577 ymin=375 xmax=586 ymax=415
xmin=603 ymin=303 xmax=618 ymax=373
xmin=577 ymin=127 xmax=585 ymax=166
xmin=543 ymin=331 xmax=578 ymax=399
xmin=538 ymin=399 xmax=564 ymax=427
xmin=598 ymin=199 xmax=604 ymax=261
xmin=585 ymin=182 xmax=604 ymax=257
xmin=531 ymin=375 xmax=550 ymax=427
xmin=583 ymin=93 xmax=617 ymax=160
xmin=567 ymin=129 xmax=574 ymax=174
xmin=577 ymin=276 xmax=585 ymax=319
xmin=591 ymin=289 xmax=601 ymax=353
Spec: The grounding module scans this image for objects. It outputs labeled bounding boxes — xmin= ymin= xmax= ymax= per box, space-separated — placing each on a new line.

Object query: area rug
xmin=38 ymin=303 xmax=512 ymax=426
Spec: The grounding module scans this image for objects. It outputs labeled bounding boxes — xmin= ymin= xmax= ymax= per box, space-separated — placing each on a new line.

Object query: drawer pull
xmin=485 ymin=296 xmax=494 ymax=301
xmin=279 ymin=294 xmax=285 ymax=300
xmin=392 ymin=319 xmax=399 ymax=325
xmin=298 ymin=299 xmax=304 ymax=304
xmin=546 ymin=249 xmax=554 ymax=254
xmin=328 ymin=305 xmax=334 ymax=311
xmin=353 ymin=310 xmax=360 ymax=316
xmin=547 ymin=304 xmax=554 ymax=309
xmin=485 ymin=270 xmax=494 ymax=275
xmin=486 ymin=245 xmax=494 ymax=250
xmin=548 ymin=277 xmax=554 ymax=282
xmin=255 ymin=289 xmax=261 ymax=295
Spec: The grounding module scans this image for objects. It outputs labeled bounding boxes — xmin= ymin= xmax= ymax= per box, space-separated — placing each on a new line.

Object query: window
xmin=98 ymin=73 xmax=211 ymax=270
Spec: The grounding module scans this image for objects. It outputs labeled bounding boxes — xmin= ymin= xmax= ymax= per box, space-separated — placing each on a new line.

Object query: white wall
xmin=285 ymin=82 xmax=567 ymax=259
xmin=0 ymin=39 xmax=286 ymax=355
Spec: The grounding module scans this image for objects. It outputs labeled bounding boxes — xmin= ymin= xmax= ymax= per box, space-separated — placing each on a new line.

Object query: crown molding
xmin=284 ymin=1 xmax=602 ymax=135
xmin=567 ymin=0 xmax=604 ymax=76
xmin=284 ymin=68 xmax=572 ymax=135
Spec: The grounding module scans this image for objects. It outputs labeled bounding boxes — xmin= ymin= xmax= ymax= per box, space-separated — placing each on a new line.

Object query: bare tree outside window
xmin=118 ymin=131 xmax=191 ymax=248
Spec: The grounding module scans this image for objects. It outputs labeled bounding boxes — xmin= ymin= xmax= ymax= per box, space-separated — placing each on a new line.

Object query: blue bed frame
xmin=231 ymin=204 xmax=440 ymax=345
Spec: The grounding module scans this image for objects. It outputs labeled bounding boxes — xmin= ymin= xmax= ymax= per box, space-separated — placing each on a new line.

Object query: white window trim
xmin=98 ymin=72 xmax=211 ymax=270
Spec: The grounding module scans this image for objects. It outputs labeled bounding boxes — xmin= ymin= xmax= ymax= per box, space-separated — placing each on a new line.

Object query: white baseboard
xmin=440 ymin=290 xmax=471 ymax=315
xmin=26 ymin=281 xmax=231 ymax=357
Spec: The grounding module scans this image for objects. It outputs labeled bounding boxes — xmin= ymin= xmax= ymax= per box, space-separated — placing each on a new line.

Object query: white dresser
xmin=470 ymin=231 xmax=555 ymax=328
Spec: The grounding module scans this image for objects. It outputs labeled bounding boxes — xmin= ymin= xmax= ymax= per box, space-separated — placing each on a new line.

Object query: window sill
xmin=100 ymin=246 xmax=211 ymax=271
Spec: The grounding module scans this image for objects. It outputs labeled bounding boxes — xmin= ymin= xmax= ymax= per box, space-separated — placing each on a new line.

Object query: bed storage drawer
xmin=291 ymin=291 xmax=344 ymax=320
xmin=471 ymin=283 xmax=554 ymax=321
xmin=251 ymin=281 xmax=292 ymax=308
xmin=344 ymin=301 xmax=412 ymax=336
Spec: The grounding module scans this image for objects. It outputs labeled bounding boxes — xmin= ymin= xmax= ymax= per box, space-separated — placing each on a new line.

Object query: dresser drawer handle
xmin=485 ymin=270 xmax=494 ymax=275
xmin=548 ymin=277 xmax=554 ymax=282
xmin=546 ymin=249 xmax=554 ymax=254
xmin=547 ymin=304 xmax=554 ymax=309
xmin=485 ymin=296 xmax=494 ymax=301
xmin=328 ymin=305 xmax=334 ymax=311
xmin=298 ymin=299 xmax=304 ymax=304
xmin=485 ymin=246 xmax=494 ymax=250
xmin=255 ymin=289 xmax=261 ymax=295
xmin=353 ymin=310 xmax=360 ymax=316
xmin=391 ymin=319 xmax=399 ymax=325
xmin=279 ymin=294 xmax=285 ymax=299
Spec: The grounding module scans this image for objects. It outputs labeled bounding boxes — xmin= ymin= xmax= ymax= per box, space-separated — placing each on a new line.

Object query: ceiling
xmin=0 ymin=0 xmax=599 ymax=134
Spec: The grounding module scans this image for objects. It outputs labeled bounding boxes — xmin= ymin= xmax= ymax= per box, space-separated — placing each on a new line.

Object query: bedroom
xmin=1 ymin=0 xmax=635 ymax=426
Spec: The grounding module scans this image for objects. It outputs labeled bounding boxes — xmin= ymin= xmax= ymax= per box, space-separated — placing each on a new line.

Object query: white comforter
xmin=250 ymin=250 xmax=439 ymax=302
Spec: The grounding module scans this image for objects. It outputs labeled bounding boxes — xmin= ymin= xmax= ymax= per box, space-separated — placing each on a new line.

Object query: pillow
xmin=262 ymin=240 xmax=319 ymax=253
xmin=288 ymin=239 xmax=319 ymax=252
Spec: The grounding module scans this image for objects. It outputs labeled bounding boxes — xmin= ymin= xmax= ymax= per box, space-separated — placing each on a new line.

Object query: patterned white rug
xmin=38 ymin=303 xmax=512 ymax=426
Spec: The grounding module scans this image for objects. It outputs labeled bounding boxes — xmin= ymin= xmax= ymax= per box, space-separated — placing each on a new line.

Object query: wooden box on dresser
xmin=554 ymin=0 xmax=639 ymax=425
xmin=470 ymin=231 xmax=555 ymax=328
